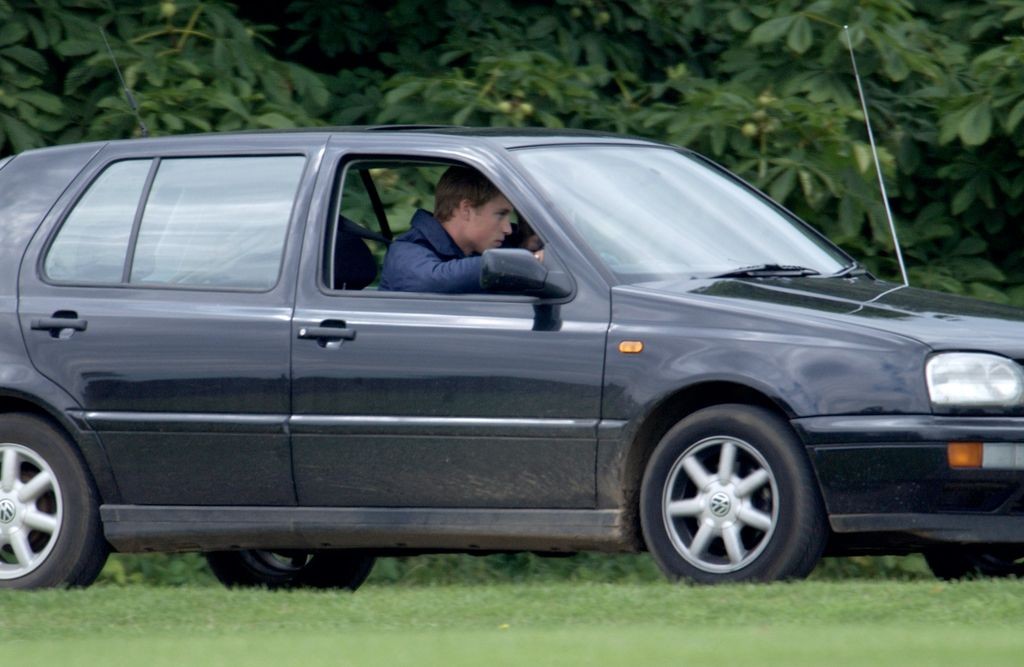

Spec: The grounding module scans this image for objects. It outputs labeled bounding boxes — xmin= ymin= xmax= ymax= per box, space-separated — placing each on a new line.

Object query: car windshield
xmin=514 ymin=145 xmax=849 ymax=283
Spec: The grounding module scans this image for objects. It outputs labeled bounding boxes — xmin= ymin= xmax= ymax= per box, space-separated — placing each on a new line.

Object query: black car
xmin=1 ymin=127 xmax=1022 ymax=589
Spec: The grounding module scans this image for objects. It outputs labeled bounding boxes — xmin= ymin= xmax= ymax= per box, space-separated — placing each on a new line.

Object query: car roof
xmin=350 ymin=125 xmax=665 ymax=149
xmin=10 ymin=125 xmax=668 ymax=159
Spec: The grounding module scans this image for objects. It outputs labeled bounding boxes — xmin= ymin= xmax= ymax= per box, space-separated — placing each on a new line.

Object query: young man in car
xmin=379 ymin=166 xmax=541 ymax=293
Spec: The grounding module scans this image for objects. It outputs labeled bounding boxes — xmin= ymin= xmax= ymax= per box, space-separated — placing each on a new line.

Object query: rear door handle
xmin=31 ymin=317 xmax=88 ymax=333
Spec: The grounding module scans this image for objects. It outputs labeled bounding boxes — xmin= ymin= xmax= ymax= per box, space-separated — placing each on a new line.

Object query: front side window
xmin=45 ymin=155 xmax=305 ymax=290
xmin=327 ymin=159 xmax=541 ymax=293
xmin=514 ymin=145 xmax=848 ymax=283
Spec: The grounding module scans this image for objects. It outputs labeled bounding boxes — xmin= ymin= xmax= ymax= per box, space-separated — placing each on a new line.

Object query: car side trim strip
xmin=79 ymin=411 xmax=288 ymax=434
xmin=289 ymin=415 xmax=597 ymax=437
xmin=76 ymin=412 xmax=598 ymax=437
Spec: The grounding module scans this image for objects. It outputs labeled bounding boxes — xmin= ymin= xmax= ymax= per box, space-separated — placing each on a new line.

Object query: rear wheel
xmin=0 ymin=413 xmax=108 ymax=588
xmin=925 ymin=546 xmax=1024 ymax=580
xmin=640 ymin=404 xmax=826 ymax=583
xmin=205 ymin=549 xmax=375 ymax=590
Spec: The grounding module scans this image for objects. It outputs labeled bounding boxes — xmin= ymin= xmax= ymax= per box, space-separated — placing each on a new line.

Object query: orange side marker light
xmin=948 ymin=442 xmax=983 ymax=469
xmin=618 ymin=341 xmax=644 ymax=354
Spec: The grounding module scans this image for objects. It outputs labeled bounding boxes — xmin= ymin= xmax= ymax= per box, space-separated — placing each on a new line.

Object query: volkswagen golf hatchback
xmin=1 ymin=127 xmax=1023 ymax=589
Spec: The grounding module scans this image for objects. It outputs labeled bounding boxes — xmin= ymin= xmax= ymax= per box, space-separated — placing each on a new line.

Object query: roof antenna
xmin=99 ymin=27 xmax=149 ymax=138
xmin=843 ymin=25 xmax=908 ymax=287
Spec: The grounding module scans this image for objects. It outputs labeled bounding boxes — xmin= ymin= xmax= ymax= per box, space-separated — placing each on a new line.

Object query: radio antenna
xmin=843 ymin=25 xmax=908 ymax=286
xmin=99 ymin=27 xmax=149 ymax=138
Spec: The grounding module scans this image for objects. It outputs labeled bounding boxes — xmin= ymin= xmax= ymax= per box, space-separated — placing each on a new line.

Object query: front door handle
xmin=297 ymin=319 xmax=357 ymax=348
xmin=298 ymin=326 xmax=357 ymax=341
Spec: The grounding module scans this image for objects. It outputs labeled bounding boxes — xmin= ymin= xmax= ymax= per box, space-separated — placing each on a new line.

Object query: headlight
xmin=926 ymin=352 xmax=1024 ymax=407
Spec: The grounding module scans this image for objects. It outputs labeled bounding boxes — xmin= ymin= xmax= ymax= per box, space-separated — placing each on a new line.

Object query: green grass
xmin=4 ymin=580 xmax=1024 ymax=666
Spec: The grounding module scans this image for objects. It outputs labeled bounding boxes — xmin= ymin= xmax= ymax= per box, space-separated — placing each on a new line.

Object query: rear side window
xmin=44 ymin=155 xmax=305 ymax=290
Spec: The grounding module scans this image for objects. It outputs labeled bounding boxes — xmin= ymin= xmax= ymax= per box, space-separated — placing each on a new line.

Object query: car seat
xmin=333 ymin=216 xmax=390 ymax=290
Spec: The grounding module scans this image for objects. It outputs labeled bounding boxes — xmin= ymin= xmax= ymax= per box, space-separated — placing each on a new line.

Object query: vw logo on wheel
xmin=0 ymin=498 xmax=16 ymax=524
xmin=708 ymin=492 xmax=732 ymax=518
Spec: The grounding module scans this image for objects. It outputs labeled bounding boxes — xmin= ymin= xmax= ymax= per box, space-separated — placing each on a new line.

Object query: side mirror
xmin=480 ymin=249 xmax=571 ymax=299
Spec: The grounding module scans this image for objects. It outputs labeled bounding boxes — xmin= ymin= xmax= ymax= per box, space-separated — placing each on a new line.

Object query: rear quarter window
xmin=44 ymin=160 xmax=152 ymax=283
xmin=44 ymin=155 xmax=306 ymax=290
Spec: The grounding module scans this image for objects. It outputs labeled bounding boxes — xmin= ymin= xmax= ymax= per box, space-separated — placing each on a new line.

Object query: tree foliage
xmin=3 ymin=0 xmax=1024 ymax=302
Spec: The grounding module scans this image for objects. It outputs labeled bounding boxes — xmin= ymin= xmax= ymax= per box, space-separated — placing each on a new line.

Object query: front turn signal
xmin=618 ymin=341 xmax=644 ymax=354
xmin=948 ymin=442 xmax=983 ymax=469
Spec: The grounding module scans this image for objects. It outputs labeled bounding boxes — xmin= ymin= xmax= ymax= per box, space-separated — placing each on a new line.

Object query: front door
xmin=290 ymin=149 xmax=609 ymax=508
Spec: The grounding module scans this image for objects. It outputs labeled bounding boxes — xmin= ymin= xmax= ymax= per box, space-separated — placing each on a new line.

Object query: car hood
xmin=629 ymin=276 xmax=1024 ymax=357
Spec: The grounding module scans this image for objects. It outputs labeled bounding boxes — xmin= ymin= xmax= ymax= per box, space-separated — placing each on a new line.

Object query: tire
xmin=925 ymin=546 xmax=1024 ymax=580
xmin=205 ymin=549 xmax=375 ymax=590
xmin=0 ymin=413 xmax=108 ymax=589
xmin=640 ymin=404 xmax=827 ymax=584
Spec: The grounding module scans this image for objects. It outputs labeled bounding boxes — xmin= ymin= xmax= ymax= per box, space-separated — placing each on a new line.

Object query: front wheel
xmin=205 ymin=549 xmax=375 ymax=590
xmin=640 ymin=404 xmax=826 ymax=584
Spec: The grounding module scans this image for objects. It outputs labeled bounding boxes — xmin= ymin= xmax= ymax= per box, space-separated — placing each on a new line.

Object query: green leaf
xmin=710 ymin=124 xmax=726 ymax=155
xmin=967 ymin=282 xmax=1008 ymax=304
xmin=944 ymin=257 xmax=1004 ymax=282
xmin=787 ymin=17 xmax=813 ymax=54
xmin=1 ymin=45 xmax=46 ymax=73
xmin=0 ymin=21 xmax=27 ymax=48
xmin=452 ymin=104 xmax=474 ymax=126
xmin=438 ymin=49 xmax=468 ymax=66
xmin=384 ymin=81 xmax=422 ymax=105
xmin=768 ymin=167 xmax=797 ymax=203
xmin=952 ymin=236 xmax=986 ymax=256
xmin=837 ymin=195 xmax=862 ymax=240
xmin=208 ymin=90 xmax=250 ymax=118
xmin=749 ymin=16 xmax=795 ymax=44
xmin=19 ymin=90 xmax=62 ymax=114
xmin=852 ymin=142 xmax=873 ymax=174
xmin=160 ymin=113 xmax=184 ymax=131
xmin=958 ymin=101 xmax=992 ymax=146
xmin=527 ymin=16 xmax=558 ymax=39
xmin=951 ymin=184 xmax=975 ymax=215
xmin=726 ymin=8 xmax=755 ymax=32
xmin=1006 ymin=97 xmax=1024 ymax=133
xmin=798 ymin=169 xmax=814 ymax=199
xmin=54 ymin=39 xmax=96 ymax=57
xmin=254 ymin=112 xmax=296 ymax=129
xmin=0 ymin=113 xmax=39 ymax=152
xmin=880 ymin=46 xmax=910 ymax=82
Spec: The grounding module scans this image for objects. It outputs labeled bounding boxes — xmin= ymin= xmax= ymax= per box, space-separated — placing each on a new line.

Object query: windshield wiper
xmin=712 ymin=264 xmax=821 ymax=278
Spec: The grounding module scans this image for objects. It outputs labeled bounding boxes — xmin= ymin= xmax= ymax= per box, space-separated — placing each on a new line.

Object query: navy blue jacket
xmin=379 ymin=209 xmax=484 ymax=293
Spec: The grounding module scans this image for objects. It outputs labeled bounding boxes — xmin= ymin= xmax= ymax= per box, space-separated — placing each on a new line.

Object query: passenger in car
xmin=379 ymin=166 xmax=539 ymax=293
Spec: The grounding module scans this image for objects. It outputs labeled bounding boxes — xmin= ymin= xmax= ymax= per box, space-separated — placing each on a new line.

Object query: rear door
xmin=17 ymin=137 xmax=325 ymax=505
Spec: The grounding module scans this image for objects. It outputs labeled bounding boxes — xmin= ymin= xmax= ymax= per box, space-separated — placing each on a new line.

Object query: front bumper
xmin=793 ymin=415 xmax=1024 ymax=544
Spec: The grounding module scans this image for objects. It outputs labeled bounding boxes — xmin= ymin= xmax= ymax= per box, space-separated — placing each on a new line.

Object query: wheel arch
xmin=605 ymin=380 xmax=810 ymax=548
xmin=0 ymin=391 xmax=120 ymax=504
